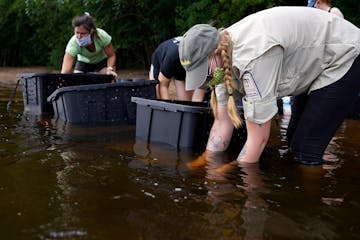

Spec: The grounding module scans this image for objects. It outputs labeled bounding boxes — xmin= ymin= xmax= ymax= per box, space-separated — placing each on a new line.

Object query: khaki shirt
xmin=225 ymin=6 xmax=360 ymax=124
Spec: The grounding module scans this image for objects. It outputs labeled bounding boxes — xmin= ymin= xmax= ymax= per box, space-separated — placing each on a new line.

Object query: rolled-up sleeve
xmin=242 ymin=96 xmax=278 ymax=124
xmin=215 ymin=83 xmax=242 ymax=106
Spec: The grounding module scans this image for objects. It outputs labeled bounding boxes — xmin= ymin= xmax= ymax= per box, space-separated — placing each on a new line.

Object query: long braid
xmin=218 ymin=30 xmax=242 ymax=128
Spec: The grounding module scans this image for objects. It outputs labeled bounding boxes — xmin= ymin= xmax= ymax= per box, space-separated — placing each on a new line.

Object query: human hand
xmin=106 ymin=69 xmax=118 ymax=78
xmin=185 ymin=151 xmax=209 ymax=170
xmin=185 ymin=151 xmax=235 ymax=182
xmin=208 ymin=159 xmax=264 ymax=193
xmin=186 ymin=150 xmax=232 ymax=170
xmin=238 ymin=162 xmax=264 ymax=192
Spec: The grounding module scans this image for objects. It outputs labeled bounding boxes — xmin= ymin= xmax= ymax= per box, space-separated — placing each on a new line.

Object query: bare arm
xmin=237 ymin=119 xmax=271 ymax=163
xmin=192 ymin=88 xmax=207 ymax=102
xmin=103 ymin=43 xmax=117 ymax=77
xmin=158 ymin=72 xmax=171 ymax=100
xmin=206 ymin=105 xmax=234 ymax=152
xmin=61 ymin=53 xmax=75 ymax=74
xmin=104 ymin=43 xmax=116 ymax=68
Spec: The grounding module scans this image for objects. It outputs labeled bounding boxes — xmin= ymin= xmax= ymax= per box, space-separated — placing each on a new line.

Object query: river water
xmin=1 ymin=81 xmax=359 ymax=240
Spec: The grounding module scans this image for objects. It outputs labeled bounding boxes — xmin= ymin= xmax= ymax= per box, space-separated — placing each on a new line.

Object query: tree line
xmin=0 ymin=0 xmax=358 ymax=70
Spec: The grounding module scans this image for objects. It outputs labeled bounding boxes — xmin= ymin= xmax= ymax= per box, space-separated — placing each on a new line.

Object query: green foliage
xmin=175 ymin=0 xmax=218 ymax=32
xmin=1 ymin=0 xmax=359 ymax=69
xmin=0 ymin=0 xmax=29 ymax=66
xmin=215 ymin=0 xmax=277 ymax=28
xmin=174 ymin=0 xmax=283 ymax=33
xmin=333 ymin=0 xmax=359 ymax=26
xmin=97 ymin=0 xmax=180 ymax=68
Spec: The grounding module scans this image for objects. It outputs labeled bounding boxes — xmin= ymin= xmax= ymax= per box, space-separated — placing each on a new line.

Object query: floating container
xmin=47 ymin=80 xmax=158 ymax=125
xmin=131 ymin=97 xmax=246 ymax=150
xmin=18 ymin=73 xmax=114 ymax=114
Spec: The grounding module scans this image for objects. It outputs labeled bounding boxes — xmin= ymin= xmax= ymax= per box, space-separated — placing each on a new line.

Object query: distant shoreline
xmin=0 ymin=66 xmax=149 ymax=84
xmin=0 ymin=66 xmax=52 ymax=84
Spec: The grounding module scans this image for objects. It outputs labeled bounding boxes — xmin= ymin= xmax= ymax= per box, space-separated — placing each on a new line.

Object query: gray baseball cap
xmin=179 ymin=24 xmax=220 ymax=90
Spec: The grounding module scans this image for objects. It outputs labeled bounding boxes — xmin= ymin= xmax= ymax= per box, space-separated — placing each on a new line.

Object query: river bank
xmin=0 ymin=66 xmax=149 ymax=84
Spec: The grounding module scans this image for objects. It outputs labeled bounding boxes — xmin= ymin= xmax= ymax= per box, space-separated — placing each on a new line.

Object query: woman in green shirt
xmin=61 ymin=14 xmax=117 ymax=77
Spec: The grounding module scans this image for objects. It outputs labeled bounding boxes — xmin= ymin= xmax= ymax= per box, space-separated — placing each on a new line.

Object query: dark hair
xmin=72 ymin=15 xmax=98 ymax=36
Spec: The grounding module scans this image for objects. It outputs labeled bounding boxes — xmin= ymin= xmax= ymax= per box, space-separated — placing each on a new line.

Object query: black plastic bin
xmin=131 ymin=97 xmax=212 ymax=149
xmin=47 ymin=80 xmax=158 ymax=125
xmin=131 ymin=97 xmax=247 ymax=150
xmin=18 ymin=73 xmax=114 ymax=114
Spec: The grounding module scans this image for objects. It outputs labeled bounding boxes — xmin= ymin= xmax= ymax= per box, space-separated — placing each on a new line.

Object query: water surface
xmin=1 ymin=82 xmax=359 ymax=240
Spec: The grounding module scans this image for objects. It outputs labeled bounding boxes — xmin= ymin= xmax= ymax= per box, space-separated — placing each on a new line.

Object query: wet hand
xmin=106 ymin=69 xmax=118 ymax=77
xmin=186 ymin=151 xmax=208 ymax=170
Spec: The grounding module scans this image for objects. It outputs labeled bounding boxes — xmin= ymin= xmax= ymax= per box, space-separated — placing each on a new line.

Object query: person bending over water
xmin=179 ymin=6 xmax=360 ymax=166
xmin=61 ymin=13 xmax=117 ymax=77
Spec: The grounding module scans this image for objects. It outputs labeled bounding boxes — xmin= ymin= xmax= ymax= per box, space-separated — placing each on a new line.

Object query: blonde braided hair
xmin=210 ymin=30 xmax=242 ymax=128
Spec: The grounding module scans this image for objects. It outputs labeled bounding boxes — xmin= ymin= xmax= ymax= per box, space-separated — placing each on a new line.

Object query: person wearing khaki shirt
xmin=179 ymin=6 xmax=360 ymax=166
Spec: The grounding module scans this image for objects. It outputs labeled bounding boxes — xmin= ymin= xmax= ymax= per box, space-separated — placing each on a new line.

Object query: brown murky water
xmin=1 ymin=82 xmax=359 ymax=240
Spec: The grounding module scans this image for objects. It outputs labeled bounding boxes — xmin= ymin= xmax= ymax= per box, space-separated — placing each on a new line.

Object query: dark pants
xmin=74 ymin=58 xmax=107 ymax=73
xmin=287 ymin=57 xmax=360 ymax=165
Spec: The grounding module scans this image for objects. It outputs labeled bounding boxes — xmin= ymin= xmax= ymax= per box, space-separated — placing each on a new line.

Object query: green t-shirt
xmin=65 ymin=28 xmax=112 ymax=64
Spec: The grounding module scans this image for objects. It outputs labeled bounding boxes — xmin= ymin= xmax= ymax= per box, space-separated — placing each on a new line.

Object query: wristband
xmin=107 ymin=66 xmax=113 ymax=71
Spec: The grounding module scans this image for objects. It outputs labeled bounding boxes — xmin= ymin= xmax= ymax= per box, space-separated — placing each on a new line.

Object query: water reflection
xmin=186 ymin=150 xmax=270 ymax=239
xmin=1 ymin=82 xmax=360 ymax=239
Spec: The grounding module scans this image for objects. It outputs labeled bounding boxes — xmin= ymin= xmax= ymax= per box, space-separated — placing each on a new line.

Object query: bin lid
xmin=47 ymin=80 xmax=158 ymax=102
xmin=131 ymin=97 xmax=211 ymax=114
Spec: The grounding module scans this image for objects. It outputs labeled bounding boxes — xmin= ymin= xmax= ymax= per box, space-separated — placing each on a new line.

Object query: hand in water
xmin=186 ymin=151 xmax=267 ymax=207
xmin=186 ymin=151 xmax=265 ymax=203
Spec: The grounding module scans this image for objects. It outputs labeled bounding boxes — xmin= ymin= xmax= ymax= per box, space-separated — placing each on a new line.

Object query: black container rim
xmin=47 ymin=80 xmax=158 ymax=102
xmin=16 ymin=72 xmax=114 ymax=79
xmin=131 ymin=97 xmax=212 ymax=114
